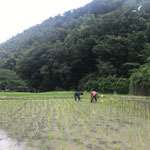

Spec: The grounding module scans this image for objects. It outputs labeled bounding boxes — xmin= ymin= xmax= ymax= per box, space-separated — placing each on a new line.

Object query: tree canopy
xmin=0 ymin=69 xmax=26 ymax=91
xmin=0 ymin=0 xmax=149 ymax=95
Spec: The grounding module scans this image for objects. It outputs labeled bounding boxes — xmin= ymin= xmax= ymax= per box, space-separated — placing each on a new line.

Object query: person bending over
xmin=74 ymin=91 xmax=83 ymax=101
xmin=90 ymin=91 xmax=98 ymax=103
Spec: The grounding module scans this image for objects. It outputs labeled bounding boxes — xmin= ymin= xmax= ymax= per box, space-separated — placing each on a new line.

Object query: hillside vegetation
xmin=0 ymin=0 xmax=150 ymax=95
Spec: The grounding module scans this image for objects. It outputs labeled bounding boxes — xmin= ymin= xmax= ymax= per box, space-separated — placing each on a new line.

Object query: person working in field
xmin=90 ymin=91 xmax=98 ymax=103
xmin=74 ymin=91 xmax=83 ymax=101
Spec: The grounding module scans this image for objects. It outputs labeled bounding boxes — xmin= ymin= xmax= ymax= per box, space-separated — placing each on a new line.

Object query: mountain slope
xmin=0 ymin=0 xmax=150 ymax=93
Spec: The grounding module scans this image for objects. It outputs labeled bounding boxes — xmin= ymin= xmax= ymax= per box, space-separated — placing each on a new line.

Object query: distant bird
xmin=138 ymin=5 xmax=142 ymax=11
xmin=132 ymin=5 xmax=142 ymax=12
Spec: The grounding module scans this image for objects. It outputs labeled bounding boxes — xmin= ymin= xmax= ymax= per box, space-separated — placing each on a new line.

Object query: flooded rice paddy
xmin=0 ymin=96 xmax=150 ymax=150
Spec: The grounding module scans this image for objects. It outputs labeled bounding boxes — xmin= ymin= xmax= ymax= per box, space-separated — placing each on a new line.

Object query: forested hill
xmin=0 ymin=0 xmax=150 ymax=95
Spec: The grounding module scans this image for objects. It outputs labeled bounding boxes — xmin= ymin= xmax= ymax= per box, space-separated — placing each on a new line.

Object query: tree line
xmin=0 ymin=0 xmax=149 ymax=95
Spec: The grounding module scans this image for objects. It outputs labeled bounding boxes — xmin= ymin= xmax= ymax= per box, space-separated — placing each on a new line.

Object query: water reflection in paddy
xmin=0 ymin=130 xmax=26 ymax=150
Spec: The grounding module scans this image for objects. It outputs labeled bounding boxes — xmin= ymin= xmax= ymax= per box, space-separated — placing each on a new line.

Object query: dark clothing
xmin=74 ymin=92 xmax=83 ymax=101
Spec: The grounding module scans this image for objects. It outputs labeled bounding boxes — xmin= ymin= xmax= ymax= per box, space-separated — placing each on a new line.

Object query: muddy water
xmin=0 ymin=130 xmax=26 ymax=150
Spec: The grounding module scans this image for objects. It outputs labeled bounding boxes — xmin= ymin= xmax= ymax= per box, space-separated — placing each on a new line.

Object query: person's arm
xmin=91 ymin=92 xmax=93 ymax=96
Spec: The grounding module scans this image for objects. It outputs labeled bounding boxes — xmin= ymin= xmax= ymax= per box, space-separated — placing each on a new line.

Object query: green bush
xmin=78 ymin=73 xmax=98 ymax=90
xmin=83 ymin=80 xmax=99 ymax=91
xmin=98 ymin=75 xmax=129 ymax=94
xmin=0 ymin=69 xmax=26 ymax=91
xmin=129 ymin=65 xmax=150 ymax=96
xmin=78 ymin=74 xmax=129 ymax=94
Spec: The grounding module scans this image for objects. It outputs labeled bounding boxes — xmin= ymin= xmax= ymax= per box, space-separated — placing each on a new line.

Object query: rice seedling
xmin=0 ymin=92 xmax=149 ymax=150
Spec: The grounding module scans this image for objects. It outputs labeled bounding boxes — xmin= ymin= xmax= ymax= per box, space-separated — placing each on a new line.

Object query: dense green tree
xmin=78 ymin=74 xmax=129 ymax=94
xmin=0 ymin=69 xmax=26 ymax=91
xmin=0 ymin=0 xmax=150 ymax=94
xmin=129 ymin=64 xmax=150 ymax=96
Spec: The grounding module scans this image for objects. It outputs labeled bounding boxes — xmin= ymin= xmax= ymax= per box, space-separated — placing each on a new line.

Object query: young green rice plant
xmin=61 ymin=103 xmax=69 ymax=126
xmin=127 ymin=125 xmax=131 ymax=137
xmin=50 ymin=104 xmax=54 ymax=118
xmin=39 ymin=109 xmax=44 ymax=126
xmin=48 ymin=127 xmax=53 ymax=142
xmin=53 ymin=100 xmax=67 ymax=150
xmin=27 ymin=117 xmax=32 ymax=127
xmin=60 ymin=123 xmax=66 ymax=150
xmin=47 ymin=115 xmax=54 ymax=143
xmin=21 ymin=126 xmax=25 ymax=137
xmin=91 ymin=132 xmax=96 ymax=145
xmin=0 ymin=93 xmax=150 ymax=150
xmin=139 ymin=127 xmax=144 ymax=144
xmin=27 ymin=143 xmax=31 ymax=150
xmin=71 ymin=126 xmax=77 ymax=138
xmin=35 ymin=122 xmax=39 ymax=135
xmin=11 ymin=126 xmax=17 ymax=140
xmin=116 ymin=143 xmax=119 ymax=150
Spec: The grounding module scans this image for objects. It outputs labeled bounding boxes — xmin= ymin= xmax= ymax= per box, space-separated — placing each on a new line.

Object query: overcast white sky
xmin=0 ymin=0 xmax=92 ymax=44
